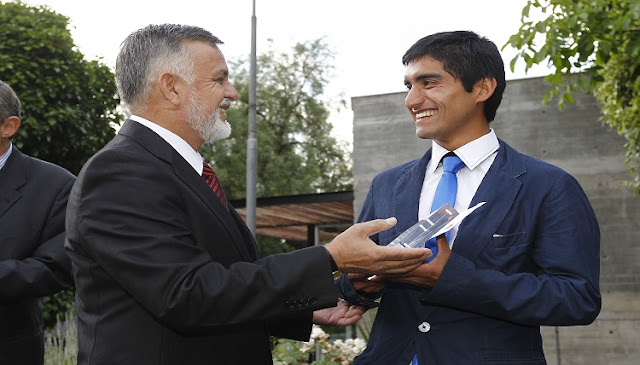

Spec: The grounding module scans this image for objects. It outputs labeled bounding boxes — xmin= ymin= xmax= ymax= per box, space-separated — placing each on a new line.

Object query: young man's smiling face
xmin=404 ymin=55 xmax=490 ymax=151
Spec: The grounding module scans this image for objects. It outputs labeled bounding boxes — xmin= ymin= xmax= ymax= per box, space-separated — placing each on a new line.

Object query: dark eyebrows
xmin=414 ymin=73 xmax=442 ymax=83
xmin=405 ymin=72 xmax=443 ymax=87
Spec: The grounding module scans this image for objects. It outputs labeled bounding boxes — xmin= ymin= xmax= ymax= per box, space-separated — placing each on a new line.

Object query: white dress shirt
xmin=129 ymin=115 xmax=205 ymax=175
xmin=0 ymin=142 xmax=12 ymax=171
xmin=418 ymin=129 xmax=499 ymax=247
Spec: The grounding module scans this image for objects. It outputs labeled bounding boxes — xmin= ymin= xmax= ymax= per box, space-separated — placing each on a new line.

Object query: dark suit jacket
xmin=0 ymin=146 xmax=75 ymax=365
xmin=337 ymin=140 xmax=601 ymax=364
xmin=65 ymin=120 xmax=338 ymax=365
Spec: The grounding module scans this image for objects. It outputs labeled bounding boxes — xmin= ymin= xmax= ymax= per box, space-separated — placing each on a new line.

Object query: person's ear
xmin=0 ymin=116 xmax=21 ymax=139
xmin=158 ymin=72 xmax=183 ymax=106
xmin=475 ymin=77 xmax=497 ymax=103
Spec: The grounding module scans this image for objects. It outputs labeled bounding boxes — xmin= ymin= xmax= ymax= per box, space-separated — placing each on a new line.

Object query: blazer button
xmin=418 ymin=322 xmax=431 ymax=333
xmin=308 ymin=297 xmax=317 ymax=305
xmin=286 ymin=300 xmax=294 ymax=309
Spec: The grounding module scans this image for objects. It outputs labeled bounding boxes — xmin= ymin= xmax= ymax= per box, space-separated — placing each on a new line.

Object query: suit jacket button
xmin=418 ymin=322 xmax=431 ymax=333
xmin=308 ymin=297 xmax=317 ymax=305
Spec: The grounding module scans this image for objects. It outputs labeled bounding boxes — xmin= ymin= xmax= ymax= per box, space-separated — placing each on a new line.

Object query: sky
xmin=20 ymin=0 xmax=550 ymax=143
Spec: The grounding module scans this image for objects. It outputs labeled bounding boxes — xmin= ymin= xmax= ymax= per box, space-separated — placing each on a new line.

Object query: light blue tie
xmin=414 ymin=154 xmax=465 ymax=365
xmin=424 ymin=154 xmax=464 ymax=263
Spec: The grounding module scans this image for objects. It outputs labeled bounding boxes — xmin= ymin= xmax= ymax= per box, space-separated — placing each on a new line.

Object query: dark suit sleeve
xmin=67 ymin=150 xmax=338 ymax=334
xmin=0 ymin=177 xmax=74 ymax=302
xmin=267 ymin=311 xmax=313 ymax=341
xmin=422 ymin=172 xmax=601 ymax=326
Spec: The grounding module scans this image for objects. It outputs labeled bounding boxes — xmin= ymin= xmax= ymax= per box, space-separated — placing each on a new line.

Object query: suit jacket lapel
xmin=393 ymin=150 xmax=432 ymax=235
xmin=118 ymin=120 xmax=255 ymax=261
xmin=172 ymin=159 xmax=255 ymax=261
xmin=229 ymin=208 xmax=259 ymax=260
xmin=0 ymin=147 xmax=26 ymax=219
xmin=453 ymin=140 xmax=526 ymax=261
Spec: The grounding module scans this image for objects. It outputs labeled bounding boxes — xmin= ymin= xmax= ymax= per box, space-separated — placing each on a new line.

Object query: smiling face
xmin=404 ymin=55 xmax=491 ymax=151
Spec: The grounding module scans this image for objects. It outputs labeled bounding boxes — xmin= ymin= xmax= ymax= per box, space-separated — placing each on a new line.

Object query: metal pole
xmin=246 ymin=0 xmax=258 ymax=237
xmin=555 ymin=326 xmax=561 ymax=365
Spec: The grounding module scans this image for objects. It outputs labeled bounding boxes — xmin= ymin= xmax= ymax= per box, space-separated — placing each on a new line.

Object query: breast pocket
xmin=479 ymin=232 xmax=530 ymax=273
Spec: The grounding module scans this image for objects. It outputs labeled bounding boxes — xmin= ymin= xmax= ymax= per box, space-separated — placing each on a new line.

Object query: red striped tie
xmin=202 ymin=162 xmax=229 ymax=210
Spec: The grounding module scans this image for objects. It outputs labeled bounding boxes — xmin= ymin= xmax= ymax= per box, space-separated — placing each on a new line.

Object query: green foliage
xmin=506 ymin=0 xmax=640 ymax=193
xmin=272 ymin=339 xmax=314 ymax=365
xmin=597 ymin=50 xmax=640 ymax=192
xmin=41 ymin=288 xmax=75 ymax=330
xmin=201 ymin=39 xmax=353 ymax=255
xmin=201 ymin=38 xmax=352 ymax=200
xmin=0 ymin=1 xmax=122 ymax=174
xmin=272 ymin=325 xmax=366 ymax=365
xmin=0 ymin=1 xmax=122 ymax=328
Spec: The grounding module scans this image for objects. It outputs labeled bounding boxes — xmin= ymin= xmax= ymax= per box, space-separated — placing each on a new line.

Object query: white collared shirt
xmin=129 ymin=115 xmax=205 ymax=175
xmin=0 ymin=142 xmax=12 ymax=171
xmin=418 ymin=129 xmax=499 ymax=247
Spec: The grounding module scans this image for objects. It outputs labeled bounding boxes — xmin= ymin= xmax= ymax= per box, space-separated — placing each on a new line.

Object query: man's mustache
xmin=219 ymin=98 xmax=232 ymax=108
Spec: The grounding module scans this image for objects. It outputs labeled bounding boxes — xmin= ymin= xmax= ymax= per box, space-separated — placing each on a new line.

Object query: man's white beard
xmin=187 ymin=96 xmax=232 ymax=144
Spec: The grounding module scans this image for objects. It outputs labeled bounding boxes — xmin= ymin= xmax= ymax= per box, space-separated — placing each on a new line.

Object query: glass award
xmin=388 ymin=203 xmax=458 ymax=249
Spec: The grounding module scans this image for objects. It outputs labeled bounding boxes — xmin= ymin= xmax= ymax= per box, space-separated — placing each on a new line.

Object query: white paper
xmin=431 ymin=201 xmax=486 ymax=238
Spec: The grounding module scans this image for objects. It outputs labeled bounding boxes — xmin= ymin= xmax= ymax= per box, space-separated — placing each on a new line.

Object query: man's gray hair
xmin=0 ymin=80 xmax=21 ymax=121
xmin=115 ymin=24 xmax=223 ymax=111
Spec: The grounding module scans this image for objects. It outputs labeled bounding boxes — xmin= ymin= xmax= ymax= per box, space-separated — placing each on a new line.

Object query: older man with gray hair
xmin=65 ymin=24 xmax=430 ymax=365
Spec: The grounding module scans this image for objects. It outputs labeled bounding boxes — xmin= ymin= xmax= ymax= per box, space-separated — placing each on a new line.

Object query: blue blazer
xmin=338 ymin=140 xmax=601 ymax=364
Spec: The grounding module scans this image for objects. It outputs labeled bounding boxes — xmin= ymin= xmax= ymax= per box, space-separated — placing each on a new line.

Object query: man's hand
xmin=348 ymin=273 xmax=386 ymax=294
xmin=325 ymin=218 xmax=431 ymax=275
xmin=312 ymin=299 xmax=367 ymax=326
xmin=382 ymin=234 xmax=450 ymax=289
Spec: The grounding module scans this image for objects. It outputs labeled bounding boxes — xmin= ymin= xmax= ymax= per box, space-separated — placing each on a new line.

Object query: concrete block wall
xmin=351 ymin=76 xmax=640 ymax=364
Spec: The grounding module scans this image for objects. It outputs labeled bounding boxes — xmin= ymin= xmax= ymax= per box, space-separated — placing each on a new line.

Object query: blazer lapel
xmin=172 ymin=160 xmax=255 ymax=261
xmin=393 ymin=150 xmax=432 ymax=235
xmin=0 ymin=148 xmax=26 ymax=219
xmin=453 ymin=140 xmax=526 ymax=260
xmin=118 ymin=120 xmax=255 ymax=261
xmin=230 ymin=208 xmax=259 ymax=260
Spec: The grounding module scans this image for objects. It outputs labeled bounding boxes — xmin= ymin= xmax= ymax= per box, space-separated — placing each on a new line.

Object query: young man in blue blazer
xmin=337 ymin=31 xmax=601 ymax=364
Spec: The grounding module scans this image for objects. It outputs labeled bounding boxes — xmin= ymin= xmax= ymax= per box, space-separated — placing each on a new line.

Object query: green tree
xmin=201 ymin=39 xmax=352 ymax=259
xmin=505 ymin=0 xmax=640 ymax=193
xmin=202 ymin=38 xmax=352 ymax=201
xmin=0 ymin=1 xmax=121 ymax=175
xmin=0 ymin=1 xmax=122 ymax=328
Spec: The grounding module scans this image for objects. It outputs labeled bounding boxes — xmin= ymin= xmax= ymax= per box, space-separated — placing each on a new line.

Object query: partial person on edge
xmin=0 ymin=80 xmax=75 ymax=365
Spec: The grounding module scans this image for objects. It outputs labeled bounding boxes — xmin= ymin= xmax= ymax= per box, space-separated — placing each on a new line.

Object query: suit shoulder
xmin=80 ymin=135 xmax=155 ymax=172
xmin=507 ymin=149 xmax=582 ymax=192
xmin=500 ymin=140 xmax=571 ymax=179
xmin=519 ymin=153 xmax=572 ymax=179
xmin=26 ymin=155 xmax=75 ymax=182
xmin=374 ymin=157 xmax=422 ymax=180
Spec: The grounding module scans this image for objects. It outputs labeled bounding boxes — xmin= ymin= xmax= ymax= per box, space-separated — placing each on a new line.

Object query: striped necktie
xmin=202 ymin=162 xmax=229 ymax=210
